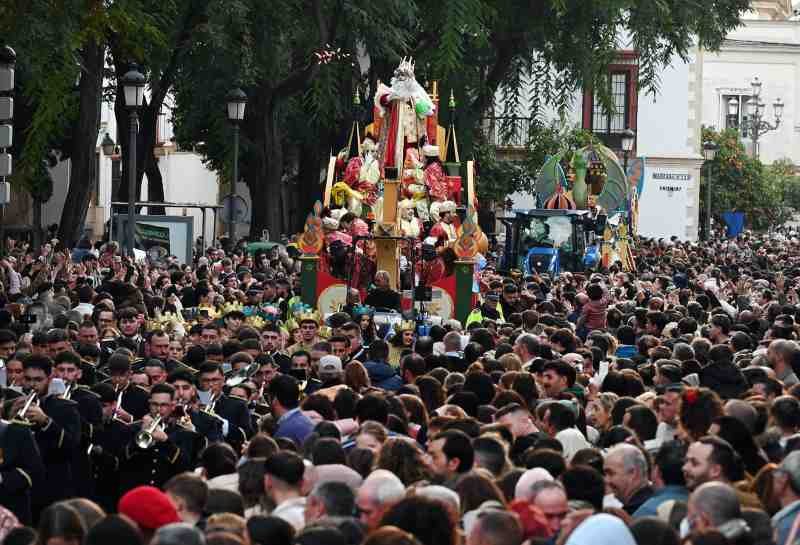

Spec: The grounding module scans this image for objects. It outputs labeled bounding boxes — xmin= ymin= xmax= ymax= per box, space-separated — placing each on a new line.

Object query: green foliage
xmin=700 ymin=127 xmax=799 ymax=231
xmin=474 ymin=120 xmax=598 ymax=202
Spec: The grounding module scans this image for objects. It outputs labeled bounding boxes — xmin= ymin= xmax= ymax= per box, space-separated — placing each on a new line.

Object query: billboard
xmin=114 ymin=215 xmax=194 ymax=264
xmin=637 ymin=167 xmax=692 ymax=240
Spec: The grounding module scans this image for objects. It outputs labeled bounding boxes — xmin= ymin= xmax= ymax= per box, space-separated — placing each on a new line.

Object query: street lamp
xmin=225 ymin=87 xmax=247 ymax=242
xmin=101 ymin=133 xmax=116 ymax=157
xmin=727 ymin=76 xmax=782 ymax=160
xmin=621 ymin=128 xmax=636 ymax=169
xmin=121 ymin=65 xmax=145 ymax=257
xmin=621 ymin=129 xmax=636 ymax=204
xmin=702 ymin=140 xmax=720 ymax=241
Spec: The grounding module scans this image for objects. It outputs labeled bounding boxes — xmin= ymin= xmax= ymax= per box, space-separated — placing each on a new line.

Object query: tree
xmin=173 ymin=0 xmax=751 ymax=239
xmin=700 ymin=127 xmax=797 ymax=231
xmin=110 ymin=0 xmax=212 ymax=221
xmin=173 ymin=0 xmax=412 ymax=240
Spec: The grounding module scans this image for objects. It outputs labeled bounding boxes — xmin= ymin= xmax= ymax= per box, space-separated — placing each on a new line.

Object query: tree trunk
xmin=247 ymin=102 xmax=284 ymax=239
xmin=58 ymin=39 xmax=103 ymax=247
xmin=263 ymin=107 xmax=284 ymax=238
xmin=138 ymin=104 xmax=166 ymax=215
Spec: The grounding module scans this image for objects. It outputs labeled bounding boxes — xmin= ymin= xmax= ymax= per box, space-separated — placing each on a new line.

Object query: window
xmin=592 ymin=72 xmax=629 ymax=134
xmin=722 ymin=94 xmax=751 ymax=136
xmin=581 ymin=52 xmax=638 ymax=151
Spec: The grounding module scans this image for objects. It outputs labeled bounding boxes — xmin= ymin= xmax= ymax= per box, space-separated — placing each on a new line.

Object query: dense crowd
xmin=3 ymin=230 xmax=800 ymax=545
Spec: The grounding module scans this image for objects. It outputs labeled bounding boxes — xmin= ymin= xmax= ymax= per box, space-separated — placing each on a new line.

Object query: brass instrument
xmin=135 ymin=415 xmax=164 ymax=449
xmin=63 ymin=383 xmax=73 ymax=400
xmin=202 ymin=392 xmax=219 ymax=416
xmin=112 ymin=384 xmax=126 ymax=422
xmin=14 ymin=391 xmax=38 ymax=424
xmin=226 ymin=362 xmax=259 ymax=387
xmin=174 ymin=401 xmax=194 ymax=429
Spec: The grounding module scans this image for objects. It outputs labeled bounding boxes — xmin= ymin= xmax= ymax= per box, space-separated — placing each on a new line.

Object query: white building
xmin=701 ymin=1 xmax=799 ymax=165
xmin=504 ymin=0 xmax=799 ymax=241
xmin=41 ymin=97 xmax=236 ymax=254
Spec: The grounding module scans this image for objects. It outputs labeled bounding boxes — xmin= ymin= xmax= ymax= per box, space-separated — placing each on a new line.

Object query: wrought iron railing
xmin=481 ymin=116 xmax=534 ymax=149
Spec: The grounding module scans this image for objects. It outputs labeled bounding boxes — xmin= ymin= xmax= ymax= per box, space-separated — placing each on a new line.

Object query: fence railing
xmin=481 ymin=116 xmax=534 ymax=149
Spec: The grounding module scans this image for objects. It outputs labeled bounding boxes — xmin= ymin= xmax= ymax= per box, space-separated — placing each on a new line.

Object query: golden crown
xmin=394 ymin=320 xmax=417 ymax=333
xmin=198 ymin=305 xmax=220 ymax=320
xmin=245 ymin=315 xmax=267 ymax=329
xmin=145 ymin=311 xmax=185 ymax=333
xmin=295 ymin=309 xmax=321 ymax=325
xmin=222 ymin=301 xmax=245 ymax=316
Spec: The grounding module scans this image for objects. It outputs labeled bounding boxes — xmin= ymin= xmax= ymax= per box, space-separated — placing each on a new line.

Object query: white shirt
xmin=272 ymin=497 xmax=306 ymax=531
xmin=555 ymin=428 xmax=590 ymax=462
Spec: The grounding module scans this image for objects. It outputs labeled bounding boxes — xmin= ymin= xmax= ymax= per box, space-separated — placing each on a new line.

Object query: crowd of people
xmin=2 ymin=230 xmax=800 ymax=545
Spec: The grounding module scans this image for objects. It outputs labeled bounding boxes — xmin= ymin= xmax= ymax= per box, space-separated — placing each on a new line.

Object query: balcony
xmin=481 ymin=116 xmax=533 ymax=161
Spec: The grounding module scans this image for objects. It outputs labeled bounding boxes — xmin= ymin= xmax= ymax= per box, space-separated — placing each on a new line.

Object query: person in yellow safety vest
xmin=465 ymin=293 xmax=504 ymax=327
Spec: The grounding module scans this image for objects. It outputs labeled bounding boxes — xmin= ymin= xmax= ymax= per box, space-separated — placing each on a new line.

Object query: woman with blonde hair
xmin=355 ymin=421 xmax=389 ymax=453
xmin=499 ymin=353 xmax=523 ymax=372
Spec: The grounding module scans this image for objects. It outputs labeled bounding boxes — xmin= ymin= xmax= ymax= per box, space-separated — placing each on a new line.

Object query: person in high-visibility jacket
xmin=465 ymin=294 xmax=504 ymax=327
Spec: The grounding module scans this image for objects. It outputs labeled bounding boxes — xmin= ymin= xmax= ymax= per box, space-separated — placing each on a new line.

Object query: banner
xmin=135 ymin=223 xmax=171 ymax=263
xmin=316 ymin=269 xmax=348 ymax=318
xmin=637 ymin=167 xmax=691 ymax=240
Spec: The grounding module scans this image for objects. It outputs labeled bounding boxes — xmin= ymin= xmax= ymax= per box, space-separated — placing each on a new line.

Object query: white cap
xmin=423 ymin=144 xmax=440 ymax=158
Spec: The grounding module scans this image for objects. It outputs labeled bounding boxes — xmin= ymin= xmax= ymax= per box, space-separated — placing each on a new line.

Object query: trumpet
xmin=202 ymin=392 xmax=219 ymax=416
xmin=112 ymin=385 xmax=126 ymax=422
xmin=135 ymin=415 xmax=164 ymax=449
xmin=63 ymin=383 xmax=73 ymax=400
xmin=174 ymin=401 xmax=194 ymax=430
xmin=14 ymin=391 xmax=38 ymax=424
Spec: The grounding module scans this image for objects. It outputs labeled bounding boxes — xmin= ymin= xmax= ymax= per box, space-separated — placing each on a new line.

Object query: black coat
xmin=89 ymin=418 xmax=133 ymax=513
xmin=71 ymin=386 xmax=104 ymax=499
xmin=120 ymin=421 xmax=201 ymax=492
xmin=0 ymin=421 xmax=45 ymax=525
xmin=31 ymin=395 xmax=82 ymax=517
xmin=215 ymin=395 xmax=253 ymax=453
xmin=118 ymin=383 xmax=150 ymax=420
xmin=699 ymin=361 xmax=749 ymax=399
xmin=190 ymin=408 xmax=225 ymax=444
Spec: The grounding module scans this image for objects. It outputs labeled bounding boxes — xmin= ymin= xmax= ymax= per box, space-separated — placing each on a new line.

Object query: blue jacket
xmin=364 ymin=360 xmax=403 ymax=391
xmin=274 ymin=408 xmax=315 ymax=446
xmin=615 ymin=345 xmax=638 ymax=359
xmin=773 ymin=500 xmax=800 ymax=545
xmin=632 ymin=485 xmax=688 ymax=518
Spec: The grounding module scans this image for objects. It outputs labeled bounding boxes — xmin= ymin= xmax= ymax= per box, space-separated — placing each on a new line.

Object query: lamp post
xmin=703 ymin=140 xmax=719 ymax=241
xmin=101 ymin=133 xmax=116 ymax=157
xmin=621 ymin=129 xmax=636 ymax=210
xmin=121 ymin=66 xmax=145 ymax=257
xmin=727 ymin=76 xmax=783 ymax=160
xmin=621 ymin=129 xmax=636 ymax=173
xmin=226 ymin=88 xmax=247 ymax=243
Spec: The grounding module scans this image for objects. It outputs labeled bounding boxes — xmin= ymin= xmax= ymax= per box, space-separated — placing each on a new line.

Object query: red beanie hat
xmin=118 ymin=486 xmax=181 ymax=530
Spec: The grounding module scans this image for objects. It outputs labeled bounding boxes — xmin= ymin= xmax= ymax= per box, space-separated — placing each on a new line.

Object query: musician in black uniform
xmin=47 ymin=328 xmax=97 ymax=386
xmin=16 ymin=354 xmax=81 ymax=519
xmin=106 ymin=353 xmax=150 ymax=420
xmin=197 ymin=362 xmax=253 ymax=452
xmin=117 ymin=307 xmax=146 ymax=356
xmin=88 ymin=382 xmax=133 ymax=513
xmin=167 ymin=370 xmax=224 ymax=443
xmin=0 ymin=390 xmax=45 ymax=525
xmin=261 ymin=324 xmax=292 ymax=372
xmin=53 ymin=351 xmax=104 ymax=500
xmin=120 ymin=383 xmax=204 ymax=492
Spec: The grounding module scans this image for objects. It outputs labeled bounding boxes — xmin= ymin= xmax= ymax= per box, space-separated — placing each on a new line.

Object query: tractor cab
xmin=501 ymin=209 xmax=602 ymax=275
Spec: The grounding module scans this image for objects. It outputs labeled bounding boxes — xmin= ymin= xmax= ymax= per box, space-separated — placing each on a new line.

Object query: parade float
xmin=295 ymin=58 xmax=485 ymax=324
xmin=501 ymin=143 xmax=637 ymax=275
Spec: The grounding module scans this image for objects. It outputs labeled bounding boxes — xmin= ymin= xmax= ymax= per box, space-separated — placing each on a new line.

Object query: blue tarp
xmin=722 ymin=211 xmax=745 ymax=238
